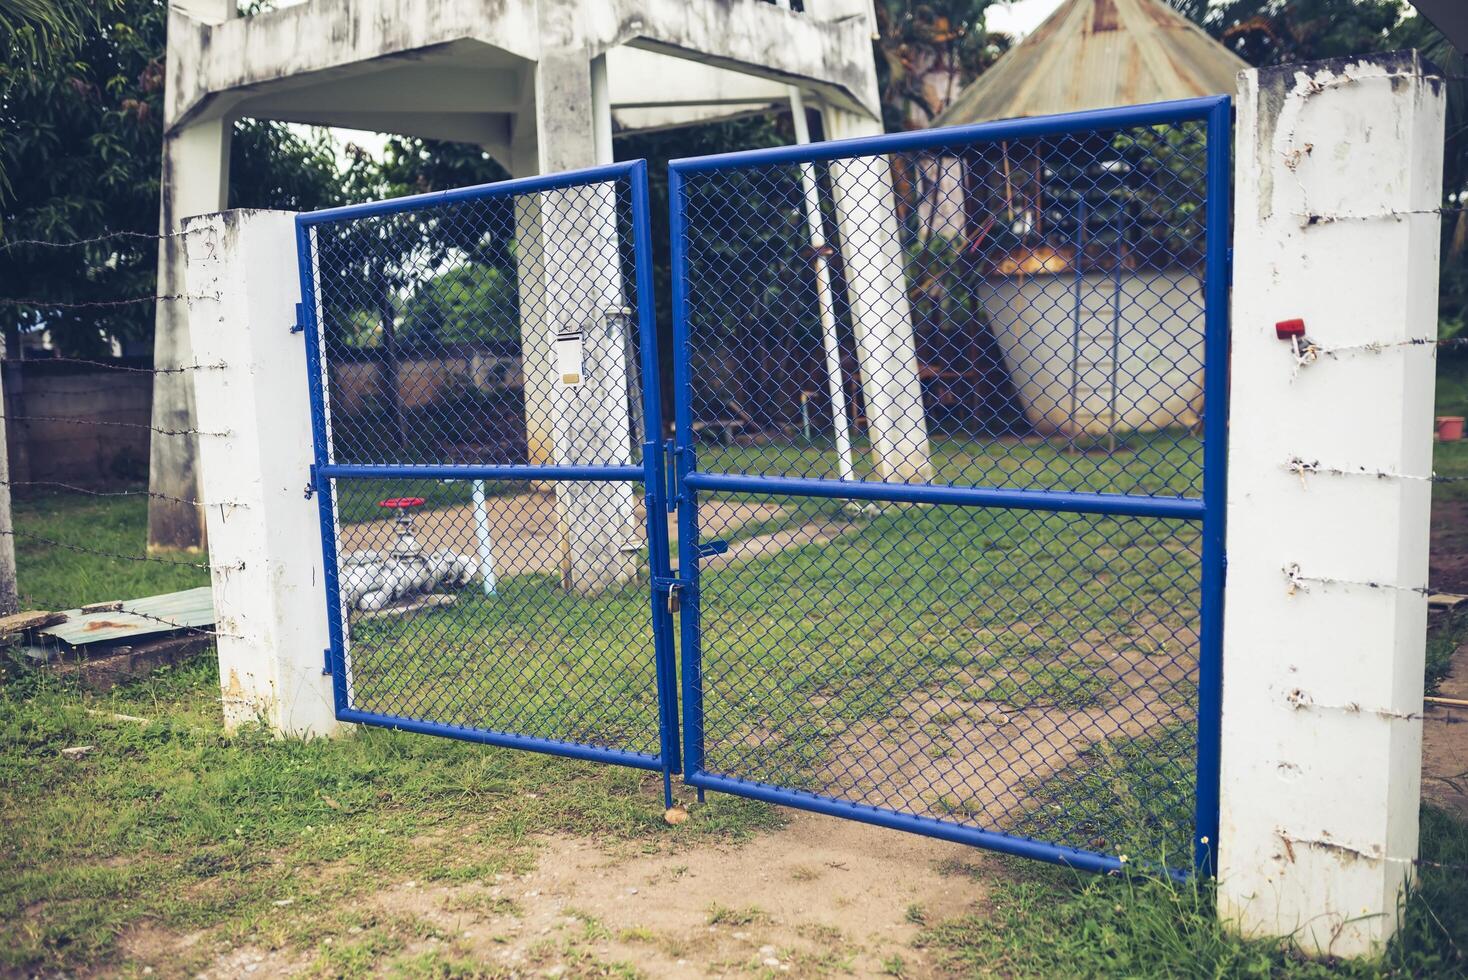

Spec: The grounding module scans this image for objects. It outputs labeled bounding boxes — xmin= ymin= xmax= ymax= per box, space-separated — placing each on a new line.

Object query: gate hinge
xmin=290 ymin=302 xmax=305 ymax=334
xmin=696 ymin=540 xmax=728 ymax=560
xmin=322 ymin=647 xmax=332 ymax=676
xmin=304 ymin=482 xmax=316 ymax=500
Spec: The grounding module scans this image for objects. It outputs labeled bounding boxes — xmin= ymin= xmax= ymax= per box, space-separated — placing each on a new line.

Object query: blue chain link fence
xmin=669 ymin=96 xmax=1229 ymax=876
xmin=293 ymin=97 xmax=1229 ymax=877
xmin=295 ymin=162 xmax=681 ymax=779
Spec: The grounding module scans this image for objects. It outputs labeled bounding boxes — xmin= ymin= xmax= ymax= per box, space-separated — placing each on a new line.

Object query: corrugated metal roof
xmin=38 ymin=587 xmax=216 ymax=646
xmin=932 ymin=0 xmax=1247 ymax=126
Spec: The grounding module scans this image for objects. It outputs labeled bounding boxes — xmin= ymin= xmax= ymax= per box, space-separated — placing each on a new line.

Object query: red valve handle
xmin=378 ymin=496 xmax=426 ymax=510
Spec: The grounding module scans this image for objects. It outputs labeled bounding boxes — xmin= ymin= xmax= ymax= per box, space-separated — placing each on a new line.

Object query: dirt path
xmin=186 ymin=812 xmax=990 ymax=979
xmin=1424 ymin=637 xmax=1468 ymax=817
xmin=338 ymin=495 xmax=792 ymax=578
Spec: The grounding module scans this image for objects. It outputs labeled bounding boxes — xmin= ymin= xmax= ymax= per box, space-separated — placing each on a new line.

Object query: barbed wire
xmin=0 ymin=227 xmax=202 ymax=254
xmin=0 ymin=293 xmax=217 ymax=310
xmin=0 ymin=526 xmax=242 ymax=572
xmin=1299 ymin=203 xmax=1468 ymax=225
xmin=1285 ymin=458 xmax=1468 ymax=485
xmin=19 ymin=356 xmax=226 ymax=375
xmin=0 ymin=478 xmax=247 ymax=511
xmin=0 ymin=414 xmax=229 ymax=438
xmin=105 ymin=607 xmax=243 ymax=641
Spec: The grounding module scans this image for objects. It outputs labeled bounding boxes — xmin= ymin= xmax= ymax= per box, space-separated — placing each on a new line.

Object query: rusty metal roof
xmin=932 ymin=0 xmax=1247 ymax=126
xmin=38 ymin=587 xmax=215 ymax=647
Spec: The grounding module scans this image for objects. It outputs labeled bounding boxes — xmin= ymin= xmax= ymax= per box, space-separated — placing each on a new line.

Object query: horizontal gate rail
xmin=682 ymin=472 xmax=1206 ymax=520
xmin=317 ymin=463 xmax=646 ymax=482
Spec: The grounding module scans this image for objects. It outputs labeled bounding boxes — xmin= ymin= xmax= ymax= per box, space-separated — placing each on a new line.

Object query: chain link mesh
xmin=304 ymin=173 xmax=663 ymax=762
xmin=676 ymin=115 xmax=1216 ymax=867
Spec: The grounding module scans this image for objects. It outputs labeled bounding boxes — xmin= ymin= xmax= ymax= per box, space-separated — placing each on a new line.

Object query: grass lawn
xmin=3 ymin=417 xmax=1467 ymax=975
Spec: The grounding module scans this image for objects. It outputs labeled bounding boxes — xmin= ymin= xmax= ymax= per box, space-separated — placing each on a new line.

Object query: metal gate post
xmin=630 ymin=160 xmax=682 ymax=804
xmin=668 ymin=167 xmax=706 ymax=789
xmin=295 ymin=221 xmax=350 ymax=715
xmin=1194 ymin=95 xmax=1233 ymax=876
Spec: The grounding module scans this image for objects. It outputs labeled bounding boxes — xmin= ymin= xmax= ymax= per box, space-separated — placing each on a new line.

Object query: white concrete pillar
xmin=821 ymin=106 xmax=933 ymax=483
xmin=182 ymin=209 xmax=342 ymax=738
xmin=1218 ymin=52 xmax=1444 ymax=957
xmin=147 ymin=1 xmax=236 ymax=552
xmin=530 ymin=30 xmax=638 ymax=593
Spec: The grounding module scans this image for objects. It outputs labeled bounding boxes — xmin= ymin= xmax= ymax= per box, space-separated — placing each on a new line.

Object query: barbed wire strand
xmin=0 ymin=415 xmax=229 ymax=438
xmin=0 ymin=226 xmax=206 ymax=254
xmin=0 ymin=478 xmax=246 ymax=510
xmin=0 ymin=293 xmax=218 ymax=310
xmin=14 ymin=356 xmax=226 ymax=375
xmin=0 ymin=527 xmax=240 ymax=571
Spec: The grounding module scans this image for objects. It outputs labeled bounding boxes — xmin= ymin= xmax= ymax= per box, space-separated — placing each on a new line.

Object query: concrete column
xmin=530 ymin=38 xmax=638 ymax=593
xmin=820 ymin=106 xmax=933 ymax=483
xmin=147 ymin=117 xmax=231 ymax=552
xmin=147 ymin=1 xmax=236 ymax=552
xmin=182 ymin=208 xmax=342 ymax=738
xmin=1218 ymin=53 xmax=1444 ymax=958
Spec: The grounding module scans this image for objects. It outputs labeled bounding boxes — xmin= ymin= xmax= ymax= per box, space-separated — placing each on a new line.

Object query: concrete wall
xmin=4 ymin=361 xmax=153 ymax=487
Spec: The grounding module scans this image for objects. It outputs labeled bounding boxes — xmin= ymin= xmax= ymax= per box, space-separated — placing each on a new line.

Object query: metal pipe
xmin=470 ymin=479 xmax=497 ymax=595
xmin=778 ymin=0 xmax=855 ymax=483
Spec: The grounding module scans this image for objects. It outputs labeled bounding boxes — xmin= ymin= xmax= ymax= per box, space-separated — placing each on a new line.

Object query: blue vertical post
xmin=630 ymin=162 xmax=681 ymax=807
xmin=294 ymin=220 xmax=349 ymax=714
xmin=1194 ymin=96 xmax=1232 ymax=876
xmin=668 ymin=165 xmax=706 ymax=791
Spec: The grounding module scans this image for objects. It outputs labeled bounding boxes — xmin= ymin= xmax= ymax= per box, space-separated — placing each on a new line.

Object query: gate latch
xmin=653 ymin=575 xmax=686 ymax=614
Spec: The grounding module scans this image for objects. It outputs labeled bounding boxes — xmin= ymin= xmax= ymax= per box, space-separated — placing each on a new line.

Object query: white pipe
xmin=591 ymin=53 xmax=613 ymax=166
xmin=471 ymin=480 xmax=497 ymax=595
xmin=777 ymin=1 xmax=856 ymax=482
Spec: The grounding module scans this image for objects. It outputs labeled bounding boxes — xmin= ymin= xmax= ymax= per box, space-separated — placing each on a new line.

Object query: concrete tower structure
xmin=149 ymin=0 xmax=896 ymax=551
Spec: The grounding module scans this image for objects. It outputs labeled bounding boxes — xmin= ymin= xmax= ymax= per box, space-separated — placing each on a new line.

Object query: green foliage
xmin=0 ymin=656 xmax=777 ymax=972
xmin=873 ymin=1 xmax=1009 ymax=131
xmin=0 ymin=0 xmax=94 ymax=71
xmin=13 ymin=490 xmax=209 ymax=610
xmin=920 ymin=804 xmax=1468 ymax=977
xmin=399 ymin=265 xmax=519 ymax=346
xmin=0 ymin=0 xmax=358 ymax=356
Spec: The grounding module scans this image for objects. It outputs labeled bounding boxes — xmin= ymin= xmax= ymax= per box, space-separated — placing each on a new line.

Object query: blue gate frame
xmin=667 ymin=96 xmax=1231 ymax=877
xmin=294 ymin=161 xmax=682 ymax=804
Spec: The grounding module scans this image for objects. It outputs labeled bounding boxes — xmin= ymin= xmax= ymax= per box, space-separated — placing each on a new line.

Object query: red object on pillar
xmin=1275 ymin=318 xmax=1306 ymax=340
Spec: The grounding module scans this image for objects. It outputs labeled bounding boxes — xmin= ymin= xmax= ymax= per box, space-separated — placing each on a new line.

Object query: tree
xmin=873 ymin=0 xmax=1010 ymax=131
xmin=0 ymin=0 xmax=359 ymax=357
xmin=0 ymin=0 xmax=92 ymax=72
xmin=1172 ymin=0 xmax=1467 ymax=333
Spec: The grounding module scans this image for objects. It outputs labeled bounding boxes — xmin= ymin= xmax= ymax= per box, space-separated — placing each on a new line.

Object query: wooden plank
xmin=1428 ymin=593 xmax=1468 ymax=611
xmin=0 ymin=610 xmax=65 ymax=637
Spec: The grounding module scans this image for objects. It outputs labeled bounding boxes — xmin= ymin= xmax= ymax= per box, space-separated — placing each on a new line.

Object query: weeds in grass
xmin=920 ymin=805 xmax=1468 ymax=978
xmin=706 ymin=903 xmax=768 ymax=927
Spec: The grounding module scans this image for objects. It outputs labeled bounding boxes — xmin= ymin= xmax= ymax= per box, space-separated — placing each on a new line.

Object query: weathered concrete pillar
xmin=529 ymin=27 xmax=638 ymax=593
xmin=182 ymin=208 xmax=342 ymax=737
xmin=1218 ymin=52 xmax=1444 ymax=958
xmin=147 ymin=117 xmax=231 ymax=552
xmin=147 ymin=1 xmax=236 ymax=552
xmin=821 ymin=106 xmax=933 ymax=483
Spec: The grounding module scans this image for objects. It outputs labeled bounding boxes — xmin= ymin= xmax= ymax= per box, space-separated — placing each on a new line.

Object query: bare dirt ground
xmin=818 ymin=617 xmax=1196 ymax=839
xmin=337 ymin=494 xmax=849 ymax=578
xmin=1424 ymin=640 xmax=1468 ymax=816
xmin=178 ymin=813 xmax=991 ymax=980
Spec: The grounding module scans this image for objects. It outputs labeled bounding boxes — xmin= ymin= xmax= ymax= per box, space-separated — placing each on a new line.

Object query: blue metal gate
xmin=668 ymin=97 xmax=1230 ymax=876
xmin=294 ymin=97 xmax=1229 ymax=877
xmin=295 ymin=162 xmax=681 ymax=802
